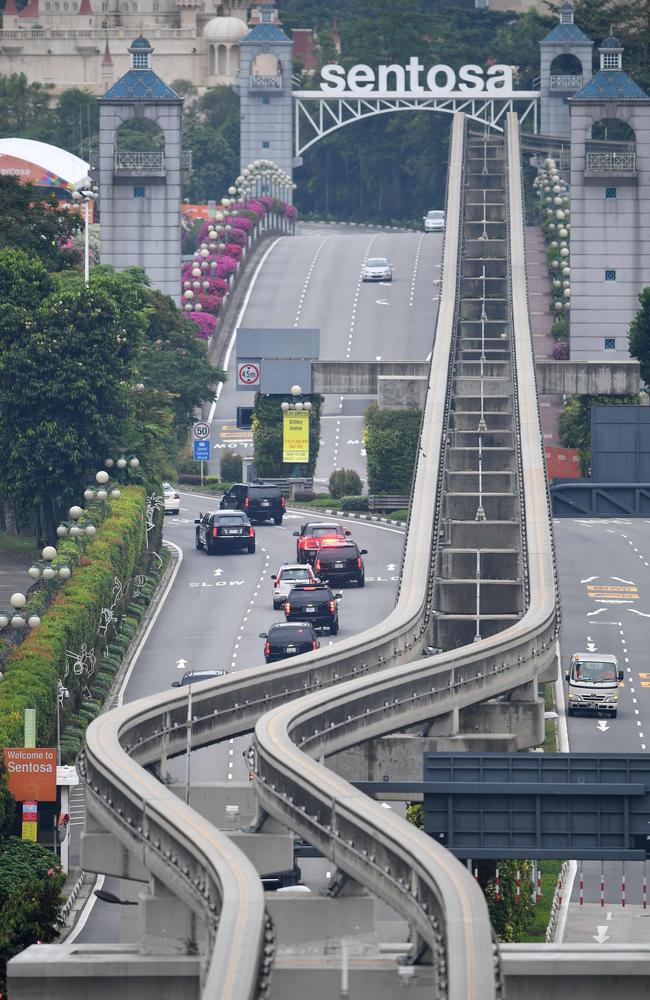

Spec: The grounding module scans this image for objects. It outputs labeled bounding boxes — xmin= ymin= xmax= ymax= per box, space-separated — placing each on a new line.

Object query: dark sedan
xmin=260 ymin=622 xmax=320 ymax=663
xmin=195 ymin=511 xmax=255 ymax=554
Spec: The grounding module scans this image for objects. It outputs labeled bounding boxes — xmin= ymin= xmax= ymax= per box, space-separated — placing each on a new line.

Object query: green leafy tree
xmin=220 ymin=451 xmax=243 ymax=482
xmin=629 ymin=286 xmax=650 ymax=384
xmin=0 ymin=252 xmax=147 ymax=535
xmin=0 ymin=73 xmax=53 ymax=137
xmin=329 ymin=468 xmax=362 ymax=498
xmin=0 ymin=838 xmax=65 ymax=992
xmin=0 ymin=177 xmax=81 ymax=272
xmin=365 ymin=405 xmax=421 ymax=493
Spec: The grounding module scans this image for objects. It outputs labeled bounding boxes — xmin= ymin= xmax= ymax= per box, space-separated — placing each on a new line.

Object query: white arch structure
xmin=293 ymin=89 xmax=539 ymax=157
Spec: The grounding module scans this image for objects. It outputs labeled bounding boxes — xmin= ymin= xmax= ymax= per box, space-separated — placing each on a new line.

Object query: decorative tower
xmin=98 ymin=37 xmax=184 ymax=303
xmin=569 ymin=35 xmax=650 ymax=360
xmin=539 ymin=2 xmax=592 ymax=138
xmin=237 ymin=1 xmax=294 ymax=184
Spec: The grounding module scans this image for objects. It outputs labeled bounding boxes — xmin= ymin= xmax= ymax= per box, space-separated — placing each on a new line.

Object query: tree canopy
xmin=0 ymin=177 xmax=81 ymax=272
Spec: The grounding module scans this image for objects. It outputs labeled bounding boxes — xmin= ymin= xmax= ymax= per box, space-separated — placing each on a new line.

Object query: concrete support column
xmin=139 ymin=876 xmax=203 ymax=955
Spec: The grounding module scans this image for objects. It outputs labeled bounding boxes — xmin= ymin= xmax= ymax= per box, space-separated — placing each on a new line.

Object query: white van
xmin=566 ymin=652 xmax=623 ymax=718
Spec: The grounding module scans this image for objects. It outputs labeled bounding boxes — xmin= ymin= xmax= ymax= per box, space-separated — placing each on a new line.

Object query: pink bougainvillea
xmin=198 ymin=292 xmax=223 ymax=314
xmin=225 ymin=228 xmax=247 ymax=247
xmin=284 ymin=203 xmax=298 ymax=219
xmin=231 ymin=215 xmax=254 ymax=233
xmin=188 ymin=311 xmax=217 ymax=340
xmin=224 ymin=243 xmax=243 ymax=260
xmin=552 ymin=341 xmax=569 ymax=360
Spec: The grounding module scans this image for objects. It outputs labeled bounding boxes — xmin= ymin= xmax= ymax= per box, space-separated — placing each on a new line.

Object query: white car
xmin=424 ymin=210 xmax=445 ymax=233
xmin=362 ymin=257 xmax=392 ymax=282
xmin=271 ymin=563 xmax=319 ymax=609
xmin=163 ymin=481 xmax=180 ymax=515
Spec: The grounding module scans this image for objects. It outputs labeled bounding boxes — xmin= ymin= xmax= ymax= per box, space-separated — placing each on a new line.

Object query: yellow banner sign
xmin=283 ymin=412 xmax=310 ymax=464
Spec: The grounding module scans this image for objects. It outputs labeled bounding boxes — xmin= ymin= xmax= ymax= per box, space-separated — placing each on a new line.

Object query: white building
xmin=0 ymin=0 xmax=256 ymax=93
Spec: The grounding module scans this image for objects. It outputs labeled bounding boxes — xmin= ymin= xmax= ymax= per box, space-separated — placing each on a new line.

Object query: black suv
xmin=284 ymin=583 xmax=341 ymax=634
xmin=314 ymin=541 xmax=367 ymax=587
xmin=260 ymin=622 xmax=320 ymax=663
xmin=195 ymin=511 xmax=255 ymax=554
xmin=220 ymin=483 xmax=285 ymax=525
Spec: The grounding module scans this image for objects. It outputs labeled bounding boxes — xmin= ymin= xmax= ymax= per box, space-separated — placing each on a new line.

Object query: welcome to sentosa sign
xmin=320 ymin=60 xmax=514 ymax=96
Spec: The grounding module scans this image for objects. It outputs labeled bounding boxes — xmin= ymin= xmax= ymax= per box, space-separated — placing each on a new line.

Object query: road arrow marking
xmin=586 ymin=642 xmax=597 ymax=652
xmin=376 ymin=299 xmax=389 ymax=306
xmin=628 ymin=608 xmax=650 ymax=618
xmin=597 ymin=720 xmax=610 ymax=733
xmin=612 ymin=576 xmax=635 ymax=585
xmin=587 ymin=608 xmax=607 ymax=617
xmin=176 ymin=658 xmax=188 ymax=670
xmin=386 ymin=564 xmax=397 ymax=571
xmin=375 ymin=355 xmax=382 ymax=360
xmin=593 ymin=926 xmax=610 ymax=944
xmin=213 ymin=568 xmax=223 ymax=577
xmin=581 ymin=576 xmax=599 ymax=583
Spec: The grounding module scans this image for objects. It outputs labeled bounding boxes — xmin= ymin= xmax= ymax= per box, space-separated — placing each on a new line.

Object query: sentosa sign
xmin=320 ymin=60 xmax=514 ymax=96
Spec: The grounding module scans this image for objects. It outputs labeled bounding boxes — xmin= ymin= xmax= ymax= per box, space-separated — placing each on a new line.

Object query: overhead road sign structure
xmin=236 ymin=328 xmax=320 ymax=394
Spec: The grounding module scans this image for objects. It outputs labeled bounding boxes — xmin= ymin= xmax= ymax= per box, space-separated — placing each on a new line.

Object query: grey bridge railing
xmin=73 ymin=111 xmax=557 ymax=1000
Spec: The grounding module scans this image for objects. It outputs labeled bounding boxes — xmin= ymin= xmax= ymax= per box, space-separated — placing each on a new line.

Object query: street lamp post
xmin=71 ymin=177 xmax=99 ymax=285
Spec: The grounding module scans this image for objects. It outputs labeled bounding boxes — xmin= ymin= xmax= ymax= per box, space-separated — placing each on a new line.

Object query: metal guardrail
xmin=585 ymin=151 xmax=636 ymax=175
xmin=367 ymin=494 xmax=409 ymax=511
xmin=113 ymin=150 xmax=192 ymax=172
xmin=250 ymin=74 xmax=283 ymax=89
xmin=550 ymin=74 xmax=582 ymax=90
xmin=80 ymin=112 xmax=558 ymax=1000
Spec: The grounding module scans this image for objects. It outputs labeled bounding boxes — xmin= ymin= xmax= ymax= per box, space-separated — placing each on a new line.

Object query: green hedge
xmin=0 ymin=486 xmax=148 ymax=752
xmin=365 ymin=405 xmax=422 ymax=493
xmin=339 ymin=495 xmax=369 ymax=511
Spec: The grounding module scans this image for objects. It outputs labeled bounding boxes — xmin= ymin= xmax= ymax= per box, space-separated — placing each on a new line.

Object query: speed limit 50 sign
xmin=237 ymin=360 xmax=261 ymax=389
xmin=192 ymin=422 xmax=211 ymax=441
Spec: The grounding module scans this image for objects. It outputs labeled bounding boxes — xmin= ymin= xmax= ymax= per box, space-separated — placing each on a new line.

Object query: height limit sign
xmin=237 ymin=360 xmax=261 ymax=390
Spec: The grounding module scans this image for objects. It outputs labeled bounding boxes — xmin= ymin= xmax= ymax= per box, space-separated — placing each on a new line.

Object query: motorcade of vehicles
xmin=195 ymin=511 xmax=255 ymax=554
xmin=314 ymin=540 xmax=367 ymax=587
xmin=172 ymin=669 xmax=228 ymax=687
xmin=423 ymin=209 xmax=445 ymax=232
xmin=163 ymin=482 xmax=180 ymax=515
xmin=259 ymin=622 xmax=320 ymax=663
xmin=294 ymin=521 xmax=351 ymax=564
xmin=220 ymin=482 xmax=285 ymax=525
xmin=566 ymin=652 xmax=624 ymax=718
xmin=283 ymin=582 xmax=341 ymax=635
xmin=362 ymin=257 xmax=392 ymax=282
xmin=271 ymin=563 xmax=319 ymax=609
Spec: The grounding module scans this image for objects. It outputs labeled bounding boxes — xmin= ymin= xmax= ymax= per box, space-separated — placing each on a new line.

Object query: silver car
xmin=424 ymin=210 xmax=445 ymax=233
xmin=362 ymin=257 xmax=392 ymax=282
xmin=271 ymin=563 xmax=319 ymax=609
xmin=162 ymin=481 xmax=180 ymax=515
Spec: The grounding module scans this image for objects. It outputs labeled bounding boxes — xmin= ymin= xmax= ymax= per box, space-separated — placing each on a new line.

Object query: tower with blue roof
xmin=539 ymin=2 xmax=593 ymax=139
xmin=98 ymin=37 xmax=183 ymax=302
xmin=237 ymin=1 xmax=294 ymax=185
xmin=568 ymin=34 xmax=650 ymax=360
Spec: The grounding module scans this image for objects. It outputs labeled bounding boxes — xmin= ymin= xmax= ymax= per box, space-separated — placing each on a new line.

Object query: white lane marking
xmin=207 ymin=236 xmax=283 ymax=423
xmin=294 ymin=237 xmax=330 ymax=327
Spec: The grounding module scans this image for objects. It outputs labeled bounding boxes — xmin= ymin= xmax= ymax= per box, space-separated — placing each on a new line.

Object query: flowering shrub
xmin=189 ymin=311 xmax=216 ymax=340
xmin=552 ymin=341 xmax=569 ymax=360
xmin=245 ymin=201 xmax=266 ymax=218
xmin=284 ymin=203 xmax=298 ymax=219
xmin=231 ymin=215 xmax=254 ymax=233
xmin=225 ymin=228 xmax=247 ymax=247
xmin=224 ymin=243 xmax=243 ymax=260
xmin=198 ymin=292 xmax=223 ymax=314
xmin=216 ymin=254 xmax=238 ymax=276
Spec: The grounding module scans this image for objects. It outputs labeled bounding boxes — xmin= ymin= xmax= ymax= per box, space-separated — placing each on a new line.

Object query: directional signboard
xmin=193 ymin=440 xmax=210 ymax=462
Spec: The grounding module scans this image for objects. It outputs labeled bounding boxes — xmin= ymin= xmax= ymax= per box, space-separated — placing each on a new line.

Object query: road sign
xmin=237 ymin=361 xmax=261 ymax=389
xmin=193 ymin=440 xmax=210 ymax=462
xmin=192 ymin=422 xmax=211 ymax=441
xmin=283 ymin=411 xmax=310 ymax=464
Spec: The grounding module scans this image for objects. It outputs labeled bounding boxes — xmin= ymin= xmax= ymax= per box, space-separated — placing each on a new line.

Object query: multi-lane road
xmin=208 ymin=223 xmax=444 ymax=486
xmin=557 ymin=517 xmax=650 ymax=940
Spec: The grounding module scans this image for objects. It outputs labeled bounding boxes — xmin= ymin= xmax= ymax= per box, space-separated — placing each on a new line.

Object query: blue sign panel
xmin=193 ymin=440 xmax=210 ymax=462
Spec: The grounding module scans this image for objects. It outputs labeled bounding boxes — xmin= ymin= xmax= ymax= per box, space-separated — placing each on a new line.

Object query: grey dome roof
xmin=129 ymin=36 xmax=153 ymax=50
xmin=600 ymin=35 xmax=622 ymax=49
